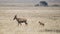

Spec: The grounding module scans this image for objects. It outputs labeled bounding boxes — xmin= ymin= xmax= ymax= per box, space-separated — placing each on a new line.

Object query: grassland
xmin=0 ymin=6 xmax=60 ymax=34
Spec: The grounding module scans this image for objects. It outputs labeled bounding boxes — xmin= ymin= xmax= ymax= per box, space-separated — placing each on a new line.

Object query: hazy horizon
xmin=0 ymin=0 xmax=60 ymax=4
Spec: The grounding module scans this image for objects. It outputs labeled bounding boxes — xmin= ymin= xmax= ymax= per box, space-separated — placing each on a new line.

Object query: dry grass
xmin=0 ymin=6 xmax=60 ymax=34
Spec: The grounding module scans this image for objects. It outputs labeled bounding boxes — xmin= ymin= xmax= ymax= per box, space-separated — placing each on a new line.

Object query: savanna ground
xmin=0 ymin=6 xmax=60 ymax=34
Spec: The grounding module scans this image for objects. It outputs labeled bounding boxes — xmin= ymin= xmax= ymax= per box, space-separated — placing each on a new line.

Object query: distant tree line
xmin=35 ymin=1 xmax=48 ymax=7
xmin=35 ymin=1 xmax=60 ymax=7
